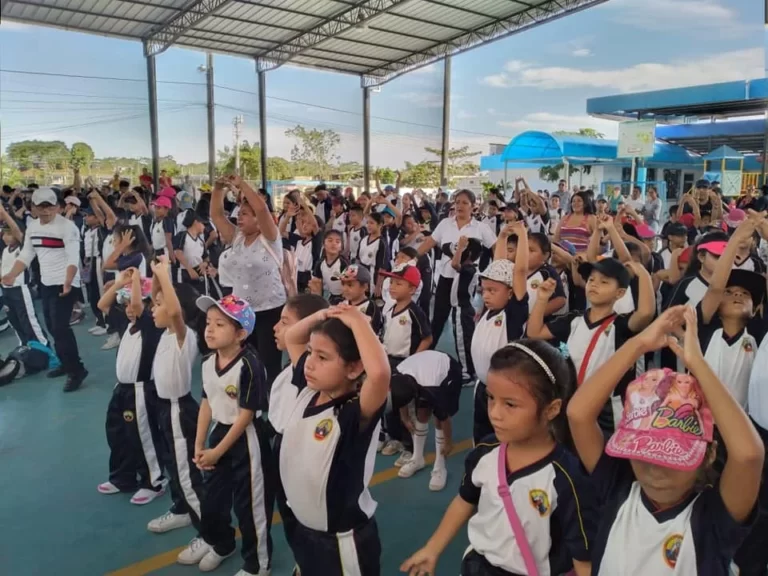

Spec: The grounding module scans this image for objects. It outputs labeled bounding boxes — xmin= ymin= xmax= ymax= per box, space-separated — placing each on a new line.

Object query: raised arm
xmin=210 ymin=180 xmax=237 ymax=246
xmin=626 ymin=261 xmax=656 ymax=332
xmin=151 ymin=257 xmax=187 ymax=347
xmin=230 ymin=175 xmax=278 ymax=243
xmin=285 ymin=308 xmax=329 ymax=366
xmin=0 ymin=204 xmax=23 ymax=244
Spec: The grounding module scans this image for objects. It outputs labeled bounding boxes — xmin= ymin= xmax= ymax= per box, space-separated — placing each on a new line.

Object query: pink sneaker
xmin=130 ymin=487 xmax=165 ymax=505
xmin=97 ymin=482 xmax=120 ymax=494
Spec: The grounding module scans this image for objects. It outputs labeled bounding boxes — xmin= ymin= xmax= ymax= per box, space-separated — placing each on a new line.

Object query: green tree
xmin=553 ymin=128 xmax=605 ymax=139
xmin=424 ymin=145 xmax=481 ymax=167
xmin=375 ymin=167 xmax=396 ymax=185
xmin=401 ymin=161 xmax=441 ymax=188
xmin=6 ymin=139 xmax=70 ymax=171
xmin=284 ymin=125 xmax=340 ymax=180
xmin=69 ymin=142 xmax=95 ymax=173
xmin=267 ymin=157 xmax=294 ymax=181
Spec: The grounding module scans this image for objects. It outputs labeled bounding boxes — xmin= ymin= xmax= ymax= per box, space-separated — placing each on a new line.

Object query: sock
xmin=412 ymin=420 xmax=428 ymax=463
xmin=434 ymin=429 xmax=446 ymax=472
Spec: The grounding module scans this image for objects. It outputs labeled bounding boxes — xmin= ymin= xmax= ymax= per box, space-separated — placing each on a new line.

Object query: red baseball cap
xmin=697 ymin=241 xmax=727 ymax=256
xmin=678 ymin=246 xmax=693 ymax=264
xmin=634 ymin=223 xmax=657 ymax=240
xmin=380 ymin=264 xmax=421 ymax=288
xmin=158 ymin=187 xmax=176 ymax=199
xmin=152 ymin=196 xmax=172 ymax=209
xmin=679 ymin=213 xmax=695 ymax=228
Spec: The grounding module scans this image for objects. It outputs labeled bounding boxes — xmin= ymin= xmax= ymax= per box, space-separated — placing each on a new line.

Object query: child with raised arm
xmin=567 ymin=306 xmax=763 ymax=575
xmin=401 ymin=340 xmax=597 ymax=576
xmin=274 ymin=304 xmax=390 ymax=576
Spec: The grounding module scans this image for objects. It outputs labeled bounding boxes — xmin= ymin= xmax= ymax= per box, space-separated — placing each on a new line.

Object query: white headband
xmin=505 ymin=342 xmax=556 ymax=385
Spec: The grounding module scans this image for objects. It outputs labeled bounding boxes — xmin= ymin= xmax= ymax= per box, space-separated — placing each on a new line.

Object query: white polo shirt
xmin=431 ymin=217 xmax=497 ymax=280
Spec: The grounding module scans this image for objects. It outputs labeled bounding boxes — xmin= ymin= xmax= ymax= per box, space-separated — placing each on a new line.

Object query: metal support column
xmin=146 ymin=50 xmax=160 ymax=192
xmin=763 ymin=111 xmax=768 ymax=186
xmin=564 ymin=159 xmax=570 ymax=189
xmin=440 ymin=56 xmax=452 ymax=187
xmin=363 ymin=86 xmax=371 ymax=194
xmin=258 ymin=70 xmax=268 ymax=192
xmin=206 ymin=53 xmax=215 ymax=184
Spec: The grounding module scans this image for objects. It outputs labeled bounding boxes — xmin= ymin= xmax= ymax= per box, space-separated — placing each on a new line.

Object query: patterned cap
xmin=479 ymin=259 xmax=514 ymax=287
xmin=196 ymin=294 xmax=256 ymax=336
xmin=333 ymin=264 xmax=371 ymax=285
xmin=116 ymin=277 xmax=153 ymax=304
xmin=606 ymin=369 xmax=714 ymax=471
xmin=380 ymin=263 xmax=421 ymax=288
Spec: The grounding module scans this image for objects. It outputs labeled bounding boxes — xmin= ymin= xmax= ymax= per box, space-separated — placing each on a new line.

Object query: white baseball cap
xmin=64 ymin=196 xmax=81 ymax=207
xmin=479 ymin=259 xmax=514 ymax=287
xmin=31 ymin=187 xmax=58 ymax=206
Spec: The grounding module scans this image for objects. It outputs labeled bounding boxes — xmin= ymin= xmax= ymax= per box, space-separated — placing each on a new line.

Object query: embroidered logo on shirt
xmin=493 ymin=315 xmax=503 ymax=327
xmin=528 ymin=489 xmax=550 ymax=517
xmin=530 ymin=280 xmax=540 ymax=290
xmin=224 ymin=385 xmax=238 ymax=400
xmin=123 ymin=410 xmax=135 ymax=423
xmin=314 ymin=418 xmax=333 ymax=441
xmin=399 ymin=315 xmax=408 ymax=326
xmin=662 ymin=534 xmax=683 ymax=568
xmin=743 ymin=339 xmax=754 ymax=353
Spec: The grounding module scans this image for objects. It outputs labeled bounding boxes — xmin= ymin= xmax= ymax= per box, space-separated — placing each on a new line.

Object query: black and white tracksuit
xmin=105 ymin=310 xmax=165 ymax=491
xmin=1 ymin=245 xmax=48 ymax=346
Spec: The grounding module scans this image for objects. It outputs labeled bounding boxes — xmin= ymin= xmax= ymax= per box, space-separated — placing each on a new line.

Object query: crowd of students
xmin=1 ymin=172 xmax=768 ymax=576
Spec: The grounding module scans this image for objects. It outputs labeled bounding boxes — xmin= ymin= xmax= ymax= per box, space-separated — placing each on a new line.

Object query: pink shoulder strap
xmin=497 ymin=443 xmax=539 ymax=576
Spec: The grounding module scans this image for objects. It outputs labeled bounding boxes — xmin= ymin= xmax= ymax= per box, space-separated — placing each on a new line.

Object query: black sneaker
xmin=64 ymin=369 xmax=88 ymax=392
xmin=47 ymin=367 xmax=66 ymax=378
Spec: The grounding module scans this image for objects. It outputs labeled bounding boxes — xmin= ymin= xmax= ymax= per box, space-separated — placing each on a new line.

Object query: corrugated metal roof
xmin=2 ymin=0 xmax=608 ymax=86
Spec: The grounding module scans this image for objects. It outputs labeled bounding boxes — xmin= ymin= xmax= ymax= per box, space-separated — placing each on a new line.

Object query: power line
xmin=0 ymin=68 xmax=507 ymax=140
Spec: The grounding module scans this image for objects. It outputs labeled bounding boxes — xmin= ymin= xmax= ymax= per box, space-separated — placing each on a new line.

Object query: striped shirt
xmin=17 ymin=215 xmax=81 ymax=287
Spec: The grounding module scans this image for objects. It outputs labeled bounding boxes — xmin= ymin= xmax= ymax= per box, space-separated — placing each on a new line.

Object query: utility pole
xmin=233 ymin=115 xmax=244 ymax=175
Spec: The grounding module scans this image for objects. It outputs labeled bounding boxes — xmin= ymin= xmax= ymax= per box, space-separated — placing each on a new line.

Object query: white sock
xmin=434 ymin=429 xmax=446 ymax=471
xmin=412 ymin=420 xmax=428 ymax=463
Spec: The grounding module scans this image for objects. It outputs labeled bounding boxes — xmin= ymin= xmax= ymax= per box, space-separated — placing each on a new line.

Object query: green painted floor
xmin=0 ymin=315 xmax=475 ymax=576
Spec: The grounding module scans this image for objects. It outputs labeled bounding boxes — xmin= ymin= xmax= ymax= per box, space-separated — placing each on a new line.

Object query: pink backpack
xmin=259 ymin=236 xmax=298 ymax=298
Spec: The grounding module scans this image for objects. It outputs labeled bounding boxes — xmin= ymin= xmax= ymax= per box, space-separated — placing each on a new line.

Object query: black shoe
xmin=47 ymin=367 xmax=66 ymax=378
xmin=64 ymin=369 xmax=88 ymax=392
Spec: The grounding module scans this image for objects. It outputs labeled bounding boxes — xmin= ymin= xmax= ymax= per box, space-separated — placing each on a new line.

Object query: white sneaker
xmin=429 ymin=467 xmax=448 ymax=491
xmin=147 ymin=511 xmax=192 ymax=533
xmin=381 ymin=440 xmax=404 ymax=456
xmin=398 ymin=459 xmax=426 ymax=478
xmin=177 ymin=537 xmax=211 ymax=565
xmin=97 ymin=481 xmax=120 ymax=494
xmin=199 ymin=548 xmax=235 ymax=572
xmin=102 ymin=333 xmax=121 ymax=350
xmin=130 ymin=487 xmax=165 ymax=505
xmin=91 ymin=326 xmax=108 ymax=336
xmin=394 ymin=451 xmax=413 ymax=467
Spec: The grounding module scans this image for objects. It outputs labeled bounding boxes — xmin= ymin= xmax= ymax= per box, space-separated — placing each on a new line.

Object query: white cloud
xmin=0 ymin=20 xmax=30 ymax=31
xmin=572 ymin=48 xmax=592 ymax=57
xmin=607 ymin=0 xmax=745 ymax=32
xmin=409 ymin=64 xmax=439 ymax=75
xmin=456 ymin=110 xmax=476 ymax=119
xmin=504 ymin=60 xmax=532 ymax=73
xmin=498 ymin=113 xmax=619 ymax=139
xmin=482 ymin=48 xmax=762 ymax=93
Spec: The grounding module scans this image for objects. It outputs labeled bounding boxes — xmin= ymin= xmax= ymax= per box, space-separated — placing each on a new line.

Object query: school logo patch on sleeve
xmin=314 ymin=418 xmax=333 ymax=441
xmin=123 ymin=410 xmax=135 ymax=423
xmin=662 ymin=534 xmax=683 ymax=568
xmin=224 ymin=385 xmax=238 ymax=400
xmin=528 ymin=489 xmax=550 ymax=517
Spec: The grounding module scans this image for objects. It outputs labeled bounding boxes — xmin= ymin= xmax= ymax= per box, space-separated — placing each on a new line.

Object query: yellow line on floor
xmin=106 ymin=438 xmax=474 ymax=576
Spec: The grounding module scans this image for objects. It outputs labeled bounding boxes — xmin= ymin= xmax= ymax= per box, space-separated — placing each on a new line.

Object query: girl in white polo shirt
xmin=402 ymin=340 xmax=597 ymax=576
xmin=568 ymin=306 xmax=763 ymax=576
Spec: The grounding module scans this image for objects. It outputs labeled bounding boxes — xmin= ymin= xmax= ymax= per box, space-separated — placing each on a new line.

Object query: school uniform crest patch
xmin=225 ymin=385 xmax=238 ymax=399
xmin=529 ymin=489 xmax=550 ymax=516
xmin=123 ymin=410 xmax=134 ymax=423
xmin=743 ymin=339 xmax=754 ymax=353
xmin=662 ymin=534 xmax=683 ymax=568
xmin=399 ymin=315 xmax=408 ymax=326
xmin=493 ymin=315 xmax=503 ymax=327
xmin=314 ymin=418 xmax=333 ymax=441
xmin=530 ymin=280 xmax=540 ymax=290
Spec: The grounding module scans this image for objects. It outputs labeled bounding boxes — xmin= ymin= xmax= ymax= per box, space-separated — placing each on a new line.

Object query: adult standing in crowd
xmin=557 ymin=179 xmax=571 ymax=213
xmin=211 ymin=175 xmax=286 ymax=385
xmin=2 ymin=187 xmax=87 ymax=392
xmin=640 ymin=185 xmax=662 ymax=233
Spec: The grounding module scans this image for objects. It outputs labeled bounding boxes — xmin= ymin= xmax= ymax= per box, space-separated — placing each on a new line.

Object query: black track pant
xmin=451 ymin=301 xmax=476 ymax=379
xmin=735 ymin=419 xmax=768 ymax=576
xmin=201 ymin=419 xmax=274 ymax=575
xmin=3 ymin=285 xmax=48 ymax=346
xmin=40 ymin=284 xmax=84 ymax=375
xmin=105 ymin=381 xmax=165 ymax=491
xmin=156 ymin=394 xmax=204 ymax=530
xmin=292 ymin=518 xmax=381 ymax=576
xmin=473 ymin=381 xmax=493 ymax=445
xmin=429 ymin=277 xmax=453 ymax=350
xmin=248 ymin=305 xmax=284 ymax=388
xmin=461 ymin=549 xmax=516 ymax=575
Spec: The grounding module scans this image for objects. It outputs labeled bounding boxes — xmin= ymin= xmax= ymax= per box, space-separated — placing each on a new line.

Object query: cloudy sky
xmin=0 ymin=0 xmax=764 ymax=168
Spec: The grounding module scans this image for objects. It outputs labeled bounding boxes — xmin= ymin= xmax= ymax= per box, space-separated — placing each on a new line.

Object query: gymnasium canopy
xmin=1 ymin=0 xmax=608 ymax=87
